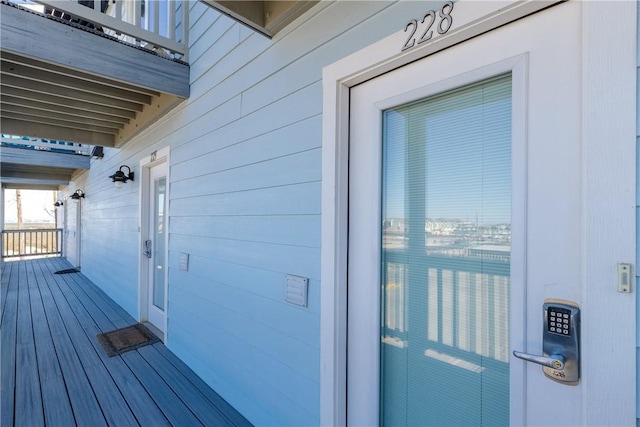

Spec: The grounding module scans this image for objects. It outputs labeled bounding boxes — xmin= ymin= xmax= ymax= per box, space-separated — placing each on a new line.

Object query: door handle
xmin=513 ymin=299 xmax=580 ymax=385
xmin=144 ymin=240 xmax=152 ymax=258
xmin=512 ymin=350 xmax=565 ymax=370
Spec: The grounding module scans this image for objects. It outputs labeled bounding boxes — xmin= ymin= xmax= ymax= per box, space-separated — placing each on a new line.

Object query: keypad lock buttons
xmin=547 ymin=307 xmax=571 ymax=336
xmin=513 ymin=299 xmax=580 ymax=385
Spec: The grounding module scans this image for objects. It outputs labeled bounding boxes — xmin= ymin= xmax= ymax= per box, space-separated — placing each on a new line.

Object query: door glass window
xmin=381 ymin=75 xmax=511 ymax=426
xmin=153 ymin=177 xmax=166 ymax=309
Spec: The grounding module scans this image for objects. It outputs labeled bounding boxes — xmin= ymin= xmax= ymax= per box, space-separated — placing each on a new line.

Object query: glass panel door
xmin=380 ymin=76 xmax=511 ymax=426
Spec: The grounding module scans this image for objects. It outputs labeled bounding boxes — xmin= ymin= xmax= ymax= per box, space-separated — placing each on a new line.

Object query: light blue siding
xmin=58 ymin=1 xmax=443 ymax=425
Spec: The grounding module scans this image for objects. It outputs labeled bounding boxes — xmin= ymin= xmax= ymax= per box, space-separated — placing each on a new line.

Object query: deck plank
xmin=40 ymin=375 xmax=76 ymax=426
xmin=84 ymin=363 xmax=140 ymax=427
xmin=27 ymin=261 xmax=63 ymax=380
xmin=43 ymin=265 xmax=106 ymax=369
xmin=47 ymin=319 xmax=107 ymax=426
xmin=151 ymin=343 xmax=254 ymax=427
xmin=137 ymin=344 xmax=233 ymax=426
xmin=2 ymin=258 xmax=253 ymax=427
xmin=121 ymin=350 xmax=205 ymax=426
xmin=27 ymin=261 xmax=75 ymax=425
xmin=1 ymin=260 xmax=13 ymax=327
xmin=15 ymin=262 xmax=45 ymax=426
xmin=0 ymin=262 xmax=17 ymax=427
xmin=35 ymin=262 xmax=108 ymax=427
xmin=15 ymin=342 xmax=45 ymax=426
xmin=41 ymin=263 xmax=139 ymax=426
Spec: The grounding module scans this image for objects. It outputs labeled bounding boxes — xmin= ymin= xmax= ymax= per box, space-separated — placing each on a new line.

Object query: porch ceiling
xmin=0 ymin=1 xmax=189 ymax=149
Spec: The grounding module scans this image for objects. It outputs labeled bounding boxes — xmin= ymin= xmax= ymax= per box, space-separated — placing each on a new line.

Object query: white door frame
xmin=320 ymin=1 xmax=636 ymax=425
xmin=138 ymin=146 xmax=171 ymax=341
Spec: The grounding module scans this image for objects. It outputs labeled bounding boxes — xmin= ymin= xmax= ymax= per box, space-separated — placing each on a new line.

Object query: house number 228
xmin=401 ymin=1 xmax=454 ymax=52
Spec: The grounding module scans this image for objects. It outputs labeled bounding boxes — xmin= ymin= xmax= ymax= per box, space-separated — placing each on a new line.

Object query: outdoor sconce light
xmin=90 ymin=146 xmax=104 ymax=159
xmin=54 ymin=201 xmax=63 ymax=207
xmin=109 ymin=165 xmax=134 ymax=189
xmin=70 ymin=189 xmax=85 ymax=203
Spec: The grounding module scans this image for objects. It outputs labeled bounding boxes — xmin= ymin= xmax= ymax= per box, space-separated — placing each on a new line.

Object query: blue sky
xmin=382 ymin=77 xmax=511 ymax=225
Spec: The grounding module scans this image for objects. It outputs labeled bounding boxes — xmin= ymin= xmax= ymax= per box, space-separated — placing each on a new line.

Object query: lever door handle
xmin=144 ymin=240 xmax=152 ymax=258
xmin=513 ymin=350 xmax=565 ymax=370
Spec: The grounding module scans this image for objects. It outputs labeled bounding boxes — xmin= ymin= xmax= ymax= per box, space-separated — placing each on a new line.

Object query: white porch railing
xmin=12 ymin=0 xmax=189 ymax=60
xmin=2 ymin=228 xmax=63 ymax=259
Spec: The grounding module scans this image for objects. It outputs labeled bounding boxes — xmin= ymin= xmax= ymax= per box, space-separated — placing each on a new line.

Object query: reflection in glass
xmin=153 ymin=177 xmax=166 ymax=310
xmin=380 ymin=75 xmax=511 ymax=426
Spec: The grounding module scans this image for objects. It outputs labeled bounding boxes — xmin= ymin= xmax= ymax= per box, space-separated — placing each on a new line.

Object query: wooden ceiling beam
xmin=1 ymin=118 xmax=115 ymax=147
xmin=1 ymin=97 xmax=131 ymax=125
xmin=2 ymin=111 xmax=121 ymax=135
xmin=0 ymin=86 xmax=137 ymax=119
xmin=1 ymin=60 xmax=153 ymax=104
xmin=1 ymin=51 xmax=161 ymax=97
xmin=1 ymin=104 xmax=125 ymax=130
xmin=2 ymin=74 xmax=144 ymax=112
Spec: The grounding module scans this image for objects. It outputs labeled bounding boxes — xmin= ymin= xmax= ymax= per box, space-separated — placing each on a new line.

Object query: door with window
xmin=145 ymin=162 xmax=168 ymax=334
xmin=347 ymin=2 xmax=592 ymax=425
xmin=65 ymin=193 xmax=82 ymax=268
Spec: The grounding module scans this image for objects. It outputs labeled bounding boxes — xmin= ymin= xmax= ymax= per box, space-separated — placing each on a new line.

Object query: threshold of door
xmin=143 ymin=321 xmax=164 ymax=343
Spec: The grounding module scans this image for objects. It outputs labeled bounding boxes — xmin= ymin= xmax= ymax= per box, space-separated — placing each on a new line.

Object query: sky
xmin=4 ymin=190 xmax=57 ymax=224
xmin=382 ymin=76 xmax=512 ymax=224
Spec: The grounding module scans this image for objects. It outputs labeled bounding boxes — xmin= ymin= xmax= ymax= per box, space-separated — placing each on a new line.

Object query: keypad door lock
xmin=513 ymin=299 xmax=580 ymax=385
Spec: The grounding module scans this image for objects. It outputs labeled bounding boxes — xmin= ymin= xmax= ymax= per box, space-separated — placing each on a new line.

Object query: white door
xmin=66 ymin=195 xmax=82 ymax=268
xmin=145 ymin=162 xmax=168 ymax=333
xmin=347 ymin=2 xmax=614 ymax=425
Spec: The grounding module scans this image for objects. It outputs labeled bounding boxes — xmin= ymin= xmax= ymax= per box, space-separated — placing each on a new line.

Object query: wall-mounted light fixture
xmin=109 ymin=165 xmax=134 ymax=189
xmin=91 ymin=146 xmax=104 ymax=159
xmin=70 ymin=189 xmax=85 ymax=203
xmin=54 ymin=201 xmax=64 ymax=207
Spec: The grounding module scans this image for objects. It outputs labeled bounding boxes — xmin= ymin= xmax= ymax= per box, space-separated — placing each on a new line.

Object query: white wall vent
xmin=285 ymin=274 xmax=308 ymax=307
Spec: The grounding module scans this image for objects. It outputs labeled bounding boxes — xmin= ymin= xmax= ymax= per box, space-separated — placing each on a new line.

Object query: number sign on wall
xmin=401 ymin=1 xmax=454 ymax=51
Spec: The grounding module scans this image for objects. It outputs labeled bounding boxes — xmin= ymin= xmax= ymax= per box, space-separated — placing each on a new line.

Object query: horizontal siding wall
xmin=59 ymin=1 xmax=442 ymax=425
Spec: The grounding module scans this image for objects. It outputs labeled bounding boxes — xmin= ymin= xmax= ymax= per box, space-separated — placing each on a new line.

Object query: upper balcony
xmin=0 ymin=0 xmax=318 ymax=189
xmin=0 ymin=0 xmax=190 ymax=149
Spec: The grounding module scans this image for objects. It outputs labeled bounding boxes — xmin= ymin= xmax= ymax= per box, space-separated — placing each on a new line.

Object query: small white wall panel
xmin=285 ymin=274 xmax=309 ymax=307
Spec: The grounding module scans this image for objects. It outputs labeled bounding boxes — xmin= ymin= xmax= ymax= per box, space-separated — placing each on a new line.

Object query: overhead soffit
xmin=200 ymin=0 xmax=318 ymax=37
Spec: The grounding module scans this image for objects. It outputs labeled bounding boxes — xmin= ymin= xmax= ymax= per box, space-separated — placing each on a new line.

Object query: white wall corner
xmin=580 ymin=0 xmax=637 ymax=424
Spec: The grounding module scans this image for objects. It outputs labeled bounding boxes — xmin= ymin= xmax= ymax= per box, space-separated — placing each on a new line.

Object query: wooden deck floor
xmin=1 ymin=257 xmax=252 ymax=427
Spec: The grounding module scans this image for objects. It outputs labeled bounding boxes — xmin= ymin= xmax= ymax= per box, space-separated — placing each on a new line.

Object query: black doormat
xmin=96 ymin=323 xmax=160 ymax=357
xmin=54 ymin=268 xmax=80 ymax=274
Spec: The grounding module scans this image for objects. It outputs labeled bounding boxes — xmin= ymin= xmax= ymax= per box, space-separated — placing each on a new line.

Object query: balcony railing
xmin=2 ymin=228 xmax=63 ymax=259
xmin=1 ymin=135 xmax=91 ymax=156
xmin=382 ymin=249 xmax=510 ymax=366
xmin=12 ymin=0 xmax=189 ymax=60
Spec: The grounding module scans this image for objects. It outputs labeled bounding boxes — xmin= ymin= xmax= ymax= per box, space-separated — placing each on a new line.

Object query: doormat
xmin=54 ymin=268 xmax=79 ymax=274
xmin=96 ymin=323 xmax=160 ymax=357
